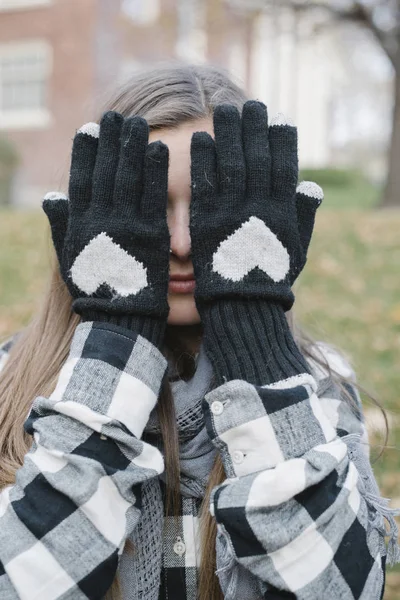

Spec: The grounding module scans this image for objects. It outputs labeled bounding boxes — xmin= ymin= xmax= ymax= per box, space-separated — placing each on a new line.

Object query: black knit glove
xmin=190 ymin=101 xmax=323 ymax=385
xmin=43 ymin=111 xmax=170 ymax=348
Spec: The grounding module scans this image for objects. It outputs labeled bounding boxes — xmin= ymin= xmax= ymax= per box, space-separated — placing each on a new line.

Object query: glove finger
xmin=141 ymin=141 xmax=169 ymax=224
xmin=92 ymin=111 xmax=124 ymax=212
xmin=68 ymin=122 xmax=99 ymax=216
xmin=190 ymin=131 xmax=217 ymax=218
xmin=268 ymin=113 xmax=298 ymax=202
xmin=114 ymin=116 xmax=149 ymax=216
xmin=295 ymin=181 xmax=324 ymax=257
xmin=242 ymin=101 xmax=271 ymax=199
xmin=42 ymin=192 xmax=69 ymax=264
xmin=213 ymin=104 xmax=246 ymax=202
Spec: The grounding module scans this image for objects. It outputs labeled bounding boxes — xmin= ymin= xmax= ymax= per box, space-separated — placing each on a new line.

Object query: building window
xmin=0 ymin=0 xmax=52 ymax=11
xmin=0 ymin=41 xmax=52 ymax=129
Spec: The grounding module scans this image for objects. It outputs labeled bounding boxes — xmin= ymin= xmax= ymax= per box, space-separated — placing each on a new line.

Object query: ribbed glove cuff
xmin=200 ymin=300 xmax=310 ymax=386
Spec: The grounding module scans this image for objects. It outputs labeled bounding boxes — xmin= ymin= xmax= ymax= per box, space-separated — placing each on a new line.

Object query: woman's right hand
xmin=42 ymin=111 xmax=171 ymax=347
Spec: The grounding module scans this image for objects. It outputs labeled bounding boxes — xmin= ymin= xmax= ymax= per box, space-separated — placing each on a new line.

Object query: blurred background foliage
xmin=0 ymin=135 xmax=19 ymax=207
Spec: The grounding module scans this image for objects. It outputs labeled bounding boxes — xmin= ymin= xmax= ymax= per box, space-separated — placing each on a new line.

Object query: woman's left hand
xmin=190 ymin=101 xmax=323 ymax=385
xmin=190 ymin=100 xmax=323 ymax=312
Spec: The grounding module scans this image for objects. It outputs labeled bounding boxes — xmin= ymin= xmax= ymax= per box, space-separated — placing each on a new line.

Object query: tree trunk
xmin=381 ymin=61 xmax=400 ymax=207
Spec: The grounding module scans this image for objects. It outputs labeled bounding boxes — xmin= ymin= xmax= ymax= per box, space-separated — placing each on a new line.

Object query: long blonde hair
xmin=0 ymin=63 xmax=386 ymax=600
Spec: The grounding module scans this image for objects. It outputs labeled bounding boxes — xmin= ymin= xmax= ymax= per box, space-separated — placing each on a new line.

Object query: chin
xmin=167 ymin=294 xmax=201 ymax=325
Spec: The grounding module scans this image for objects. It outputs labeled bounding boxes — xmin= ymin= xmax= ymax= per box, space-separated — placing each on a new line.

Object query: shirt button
xmin=232 ymin=450 xmax=244 ymax=464
xmin=211 ymin=401 xmax=224 ymax=416
xmin=173 ymin=536 xmax=186 ymax=556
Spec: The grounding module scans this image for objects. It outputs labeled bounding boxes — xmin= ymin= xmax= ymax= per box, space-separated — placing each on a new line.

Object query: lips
xmin=169 ymin=273 xmax=195 ymax=294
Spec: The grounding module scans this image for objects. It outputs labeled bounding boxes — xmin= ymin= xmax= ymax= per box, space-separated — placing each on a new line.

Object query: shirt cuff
xmin=202 ymin=374 xmax=337 ymax=478
xmin=43 ymin=321 xmax=168 ymax=440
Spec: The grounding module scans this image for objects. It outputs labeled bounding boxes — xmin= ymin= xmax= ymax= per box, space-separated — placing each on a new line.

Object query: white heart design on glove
xmin=70 ymin=232 xmax=148 ymax=297
xmin=212 ymin=216 xmax=290 ymax=282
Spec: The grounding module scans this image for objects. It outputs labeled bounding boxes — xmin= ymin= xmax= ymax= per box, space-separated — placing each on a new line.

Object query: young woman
xmin=0 ymin=64 xmax=398 ymax=600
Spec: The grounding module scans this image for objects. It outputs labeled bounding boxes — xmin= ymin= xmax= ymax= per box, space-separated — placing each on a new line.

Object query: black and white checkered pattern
xmin=0 ymin=322 xmax=167 ymax=599
xmin=0 ymin=326 xmax=392 ymax=599
xmin=158 ymin=479 xmax=202 ymax=599
xmin=202 ymin=372 xmax=387 ymax=599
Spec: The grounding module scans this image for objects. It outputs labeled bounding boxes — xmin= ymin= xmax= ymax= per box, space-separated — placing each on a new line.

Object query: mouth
xmin=169 ymin=273 xmax=196 ymax=294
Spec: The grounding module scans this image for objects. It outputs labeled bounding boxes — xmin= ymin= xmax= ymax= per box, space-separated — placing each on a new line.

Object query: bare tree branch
xmin=352 ymin=1 xmax=397 ymax=65
xmin=227 ymin=0 xmax=398 ymax=67
xmin=227 ymin=0 xmax=358 ymax=14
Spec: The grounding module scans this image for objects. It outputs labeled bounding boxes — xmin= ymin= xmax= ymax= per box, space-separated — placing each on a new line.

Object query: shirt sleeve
xmin=0 ymin=321 xmax=167 ymax=600
xmin=202 ymin=368 xmax=397 ymax=600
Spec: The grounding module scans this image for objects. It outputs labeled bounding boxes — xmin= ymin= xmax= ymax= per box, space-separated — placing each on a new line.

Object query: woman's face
xmin=149 ymin=118 xmax=214 ymax=326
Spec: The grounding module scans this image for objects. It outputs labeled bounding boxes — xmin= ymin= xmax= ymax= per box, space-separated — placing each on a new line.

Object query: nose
xmin=168 ymin=201 xmax=191 ymax=260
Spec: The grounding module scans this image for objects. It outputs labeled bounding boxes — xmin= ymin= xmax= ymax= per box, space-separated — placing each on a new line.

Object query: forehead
xmin=148 ymin=117 xmax=214 ymax=148
xmin=149 ymin=118 xmax=214 ymax=193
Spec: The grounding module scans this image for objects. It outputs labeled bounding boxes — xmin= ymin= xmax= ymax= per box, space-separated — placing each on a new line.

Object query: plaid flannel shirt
xmin=0 ymin=321 xmax=390 ymax=599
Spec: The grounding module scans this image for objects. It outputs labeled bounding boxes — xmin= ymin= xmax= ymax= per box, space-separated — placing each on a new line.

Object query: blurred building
xmin=0 ymin=0 xmax=393 ymax=206
xmin=0 ymin=0 xmax=123 ymax=206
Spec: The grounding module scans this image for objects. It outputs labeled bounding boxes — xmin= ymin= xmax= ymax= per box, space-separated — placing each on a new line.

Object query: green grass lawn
xmin=0 ymin=185 xmax=399 ymax=597
xmin=299 ymin=168 xmax=383 ymax=210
